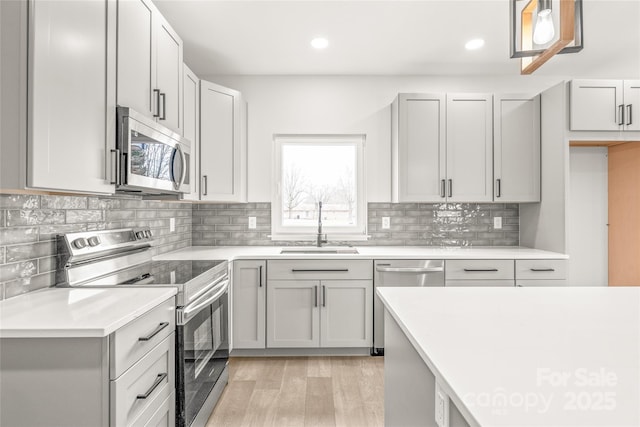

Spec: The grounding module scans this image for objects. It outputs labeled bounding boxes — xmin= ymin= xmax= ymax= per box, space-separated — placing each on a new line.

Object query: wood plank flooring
xmin=205 ymin=356 xmax=384 ymax=427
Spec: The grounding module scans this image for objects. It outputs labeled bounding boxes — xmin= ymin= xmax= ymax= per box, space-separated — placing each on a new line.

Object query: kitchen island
xmin=377 ymin=287 xmax=640 ymax=427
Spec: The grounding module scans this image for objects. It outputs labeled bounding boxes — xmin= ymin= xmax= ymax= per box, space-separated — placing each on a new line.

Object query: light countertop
xmin=377 ymin=287 xmax=640 ymax=427
xmin=153 ymin=245 xmax=568 ymax=261
xmin=0 ymin=287 xmax=177 ymax=338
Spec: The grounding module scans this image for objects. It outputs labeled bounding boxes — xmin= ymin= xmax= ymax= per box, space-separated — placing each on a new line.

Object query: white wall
xmin=568 ymin=147 xmax=608 ymax=286
xmin=203 ymin=75 xmax=562 ymax=202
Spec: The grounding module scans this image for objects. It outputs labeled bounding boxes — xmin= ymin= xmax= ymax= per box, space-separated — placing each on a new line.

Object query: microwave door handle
xmin=178 ymin=144 xmax=187 ymax=189
xmin=172 ymin=144 xmax=185 ymax=191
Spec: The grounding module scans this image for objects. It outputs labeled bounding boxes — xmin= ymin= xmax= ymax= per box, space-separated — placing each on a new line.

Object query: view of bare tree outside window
xmin=281 ymin=144 xmax=357 ymax=227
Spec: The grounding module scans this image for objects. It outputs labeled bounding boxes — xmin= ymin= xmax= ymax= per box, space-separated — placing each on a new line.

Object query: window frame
xmin=271 ymin=134 xmax=367 ymax=241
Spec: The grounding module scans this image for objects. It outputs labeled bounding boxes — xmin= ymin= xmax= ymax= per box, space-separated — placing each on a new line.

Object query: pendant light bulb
xmin=533 ymin=1 xmax=555 ymax=45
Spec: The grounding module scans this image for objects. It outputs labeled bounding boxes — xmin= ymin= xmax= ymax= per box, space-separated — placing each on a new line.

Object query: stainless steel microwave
xmin=115 ymin=107 xmax=191 ymax=194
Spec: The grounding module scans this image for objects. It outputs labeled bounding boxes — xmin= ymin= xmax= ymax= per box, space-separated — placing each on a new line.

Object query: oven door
xmin=176 ymin=279 xmax=229 ymax=427
xmin=121 ymin=115 xmax=190 ymax=194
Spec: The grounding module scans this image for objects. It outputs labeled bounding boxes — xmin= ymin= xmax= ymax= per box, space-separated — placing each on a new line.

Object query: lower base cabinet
xmin=266 ymin=279 xmax=373 ymax=348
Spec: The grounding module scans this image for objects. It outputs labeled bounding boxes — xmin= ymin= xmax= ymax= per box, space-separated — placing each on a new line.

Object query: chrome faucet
xmin=316 ymin=201 xmax=328 ymax=247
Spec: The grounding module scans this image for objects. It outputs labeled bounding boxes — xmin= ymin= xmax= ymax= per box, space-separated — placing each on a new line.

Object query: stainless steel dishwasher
xmin=373 ymin=259 xmax=445 ymax=355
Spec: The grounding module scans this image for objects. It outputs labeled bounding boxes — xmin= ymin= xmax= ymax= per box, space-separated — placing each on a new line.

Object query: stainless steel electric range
xmin=56 ymin=228 xmax=229 ymax=427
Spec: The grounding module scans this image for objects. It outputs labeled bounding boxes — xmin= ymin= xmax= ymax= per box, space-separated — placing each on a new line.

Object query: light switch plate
xmin=435 ymin=381 xmax=450 ymax=427
xmin=248 ymin=216 xmax=257 ymax=229
xmin=493 ymin=216 xmax=502 ymax=229
xmin=381 ymin=217 xmax=391 ymax=229
xmin=169 ymin=217 xmax=175 ymax=232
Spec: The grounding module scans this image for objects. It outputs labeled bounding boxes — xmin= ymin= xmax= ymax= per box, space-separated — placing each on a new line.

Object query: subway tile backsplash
xmin=0 ymin=195 xmax=518 ymax=300
xmin=0 ymin=193 xmax=192 ymax=300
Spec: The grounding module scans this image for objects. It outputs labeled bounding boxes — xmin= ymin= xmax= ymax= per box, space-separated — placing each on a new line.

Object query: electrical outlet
xmin=381 ymin=217 xmax=391 ymax=229
xmin=435 ymin=381 xmax=450 ymax=427
xmin=493 ymin=216 xmax=502 ymax=230
xmin=248 ymin=217 xmax=257 ymax=229
xmin=170 ymin=270 xmax=176 ymax=284
xmin=169 ymin=217 xmax=176 ymax=232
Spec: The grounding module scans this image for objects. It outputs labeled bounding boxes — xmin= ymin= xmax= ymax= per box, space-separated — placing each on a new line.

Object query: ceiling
xmin=155 ymin=0 xmax=640 ymax=77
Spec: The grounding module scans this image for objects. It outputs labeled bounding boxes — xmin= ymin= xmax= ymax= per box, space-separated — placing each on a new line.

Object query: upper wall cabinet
xmin=199 ymin=80 xmax=247 ymax=202
xmin=117 ymin=0 xmax=183 ymax=135
xmin=493 ymin=95 xmax=541 ymax=203
xmin=570 ymin=79 xmax=640 ymax=132
xmin=392 ymin=93 xmax=493 ymax=203
xmin=0 ymin=0 xmax=116 ymax=194
xmin=182 ymin=64 xmax=200 ymax=201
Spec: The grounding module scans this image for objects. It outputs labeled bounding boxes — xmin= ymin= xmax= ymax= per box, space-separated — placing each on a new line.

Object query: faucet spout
xmin=316 ymin=201 xmax=327 ymax=247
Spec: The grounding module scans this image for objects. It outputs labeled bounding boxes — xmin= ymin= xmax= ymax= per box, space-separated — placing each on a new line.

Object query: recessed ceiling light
xmin=465 ymin=38 xmax=485 ymax=50
xmin=311 ymin=37 xmax=329 ymax=50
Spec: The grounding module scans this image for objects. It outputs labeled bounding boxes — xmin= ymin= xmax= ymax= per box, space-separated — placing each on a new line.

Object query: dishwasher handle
xmin=375 ymin=266 xmax=444 ymax=273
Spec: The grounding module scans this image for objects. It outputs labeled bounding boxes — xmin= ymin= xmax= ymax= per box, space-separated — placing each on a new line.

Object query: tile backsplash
xmin=1 ymin=195 xmax=518 ymax=300
xmin=193 ymin=202 xmax=518 ymax=247
xmin=0 ymin=193 xmax=192 ymax=300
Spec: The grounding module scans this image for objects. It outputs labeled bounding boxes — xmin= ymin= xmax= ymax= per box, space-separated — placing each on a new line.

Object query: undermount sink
xmin=279 ymin=247 xmax=359 ymax=255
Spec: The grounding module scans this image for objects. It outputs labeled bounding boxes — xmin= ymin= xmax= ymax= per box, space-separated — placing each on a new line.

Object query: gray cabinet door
xmin=155 ymin=15 xmax=183 ymax=134
xmin=393 ymin=93 xmax=446 ymax=202
xmin=28 ymin=0 xmax=115 ymax=194
xmin=232 ymin=260 xmax=266 ymax=349
xmin=320 ymin=280 xmax=372 ymax=348
xmin=116 ymin=0 xmax=155 ymax=119
xmin=199 ymin=80 xmax=245 ymax=202
xmin=266 ymin=280 xmax=320 ymax=348
xmin=570 ymin=79 xmax=623 ymax=131
xmin=446 ymin=94 xmax=493 ymax=202
xmin=493 ymin=95 xmax=541 ymax=202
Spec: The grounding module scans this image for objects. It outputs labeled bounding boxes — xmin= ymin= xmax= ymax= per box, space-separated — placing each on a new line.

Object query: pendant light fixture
xmin=510 ymin=0 xmax=583 ymax=74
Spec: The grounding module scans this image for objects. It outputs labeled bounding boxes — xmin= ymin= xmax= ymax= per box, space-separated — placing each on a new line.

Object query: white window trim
xmin=271 ymin=134 xmax=367 ymax=241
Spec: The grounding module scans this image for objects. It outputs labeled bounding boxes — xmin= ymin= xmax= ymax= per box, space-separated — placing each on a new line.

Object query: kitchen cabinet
xmin=266 ymin=260 xmax=373 ymax=348
xmin=199 ymin=80 xmax=247 ymax=202
xmin=570 ymin=79 xmax=640 ymax=131
xmin=0 ymin=0 xmax=116 ymax=194
xmin=0 ymin=297 xmax=176 ymax=427
xmin=392 ymin=93 xmax=493 ymax=202
xmin=493 ymin=95 xmax=541 ymax=202
xmin=515 ymin=259 xmax=567 ymax=287
xmin=232 ymin=260 xmax=266 ymax=349
xmin=182 ymin=64 xmax=200 ymax=201
xmin=117 ymin=0 xmax=183 ymax=135
xmin=445 ymin=259 xmax=515 ymax=287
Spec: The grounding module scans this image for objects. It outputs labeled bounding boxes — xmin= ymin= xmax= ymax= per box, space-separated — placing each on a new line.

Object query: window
xmin=272 ymin=135 xmax=366 ymax=240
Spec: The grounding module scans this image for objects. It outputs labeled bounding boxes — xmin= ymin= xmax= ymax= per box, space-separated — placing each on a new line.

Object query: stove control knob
xmin=144 ymin=230 xmax=152 ymax=238
xmin=87 ymin=236 xmax=101 ymax=247
xmin=72 ymin=238 xmax=88 ymax=249
xmin=136 ymin=231 xmax=145 ymax=239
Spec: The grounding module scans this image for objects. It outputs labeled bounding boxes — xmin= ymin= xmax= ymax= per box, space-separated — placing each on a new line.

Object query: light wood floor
xmin=205 ymin=356 xmax=384 ymax=427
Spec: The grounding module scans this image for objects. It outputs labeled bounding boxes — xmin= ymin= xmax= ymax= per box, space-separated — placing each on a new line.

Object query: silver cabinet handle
xmin=530 ymin=268 xmax=555 ymax=272
xmin=138 ymin=322 xmax=169 ymax=341
xmin=159 ymin=92 xmax=166 ymax=120
xmin=463 ymin=268 xmax=498 ymax=272
xmin=496 ymin=178 xmax=501 ymax=198
xmin=448 ymin=179 xmax=453 ymax=198
xmin=291 ymin=269 xmax=348 ymax=273
xmin=314 ymin=285 xmax=318 ymax=307
xmin=376 ymin=266 xmax=444 ymax=273
xmin=627 ymin=104 xmax=633 ymax=125
xmin=618 ymin=104 xmax=624 ymax=125
xmin=202 ymin=175 xmax=208 ymax=196
xmin=136 ymin=373 xmax=167 ymax=399
xmin=258 ymin=265 xmax=263 ymax=287
xmin=153 ymin=89 xmax=161 ymax=118
xmin=322 ymin=285 xmax=326 ymax=307
xmin=110 ymin=148 xmax=121 ymax=185
xmin=440 ymin=179 xmax=446 ymax=198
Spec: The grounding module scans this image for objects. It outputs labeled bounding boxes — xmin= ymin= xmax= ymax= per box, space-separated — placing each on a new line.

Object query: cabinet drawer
xmin=110 ymin=298 xmax=175 ymax=379
xmin=111 ymin=334 xmax=175 ymax=427
xmin=515 ymin=260 xmax=567 ymax=280
xmin=268 ymin=260 xmax=373 ymax=280
xmin=131 ymin=391 xmax=175 ymax=427
xmin=516 ymin=279 xmax=567 ymax=287
xmin=445 ymin=260 xmax=514 ymax=280
xmin=446 ymin=280 xmax=514 ymax=287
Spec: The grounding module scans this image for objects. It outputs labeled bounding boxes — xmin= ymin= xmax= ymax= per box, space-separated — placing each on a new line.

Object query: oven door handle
xmin=179 ymin=279 xmax=229 ymax=324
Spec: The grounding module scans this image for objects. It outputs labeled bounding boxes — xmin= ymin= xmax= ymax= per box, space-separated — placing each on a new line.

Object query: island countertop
xmin=377 ymin=286 xmax=640 ymax=427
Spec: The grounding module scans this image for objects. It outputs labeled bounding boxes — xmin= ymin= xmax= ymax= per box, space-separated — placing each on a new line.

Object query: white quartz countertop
xmin=153 ymin=245 xmax=568 ymax=261
xmin=377 ymin=287 xmax=640 ymax=427
xmin=0 ymin=287 xmax=177 ymax=338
